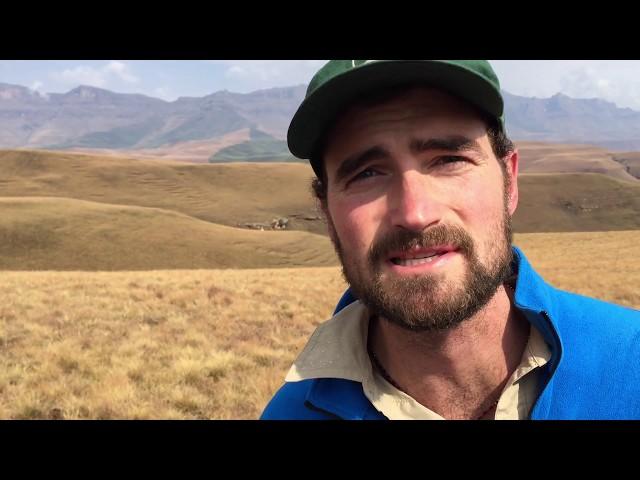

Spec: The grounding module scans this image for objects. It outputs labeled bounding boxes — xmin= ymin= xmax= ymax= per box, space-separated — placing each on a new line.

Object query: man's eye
xmin=436 ymin=155 xmax=467 ymax=166
xmin=350 ymin=168 xmax=380 ymax=183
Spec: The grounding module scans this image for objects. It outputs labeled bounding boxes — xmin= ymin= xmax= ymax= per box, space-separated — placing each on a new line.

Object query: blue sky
xmin=1 ymin=60 xmax=640 ymax=111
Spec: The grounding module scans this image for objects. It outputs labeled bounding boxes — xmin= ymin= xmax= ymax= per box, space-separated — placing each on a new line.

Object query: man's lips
xmin=387 ymin=245 xmax=458 ymax=266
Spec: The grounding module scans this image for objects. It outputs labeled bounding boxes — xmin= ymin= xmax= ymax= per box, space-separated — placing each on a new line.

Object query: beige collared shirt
xmin=286 ymin=300 xmax=551 ymax=420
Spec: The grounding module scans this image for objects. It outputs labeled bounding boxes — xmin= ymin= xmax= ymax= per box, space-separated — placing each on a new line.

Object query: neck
xmin=369 ymin=283 xmax=529 ymax=419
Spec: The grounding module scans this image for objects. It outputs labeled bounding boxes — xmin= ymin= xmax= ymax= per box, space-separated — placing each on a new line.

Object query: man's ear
xmin=504 ymin=149 xmax=519 ymax=216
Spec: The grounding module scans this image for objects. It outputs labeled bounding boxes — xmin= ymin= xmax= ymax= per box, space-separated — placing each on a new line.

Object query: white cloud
xmin=104 ymin=61 xmax=139 ymax=83
xmin=30 ymin=80 xmax=49 ymax=99
xmin=560 ymin=66 xmax=612 ymax=98
xmin=491 ymin=60 xmax=640 ymax=111
xmin=558 ymin=62 xmax=640 ymax=111
xmin=153 ymin=86 xmax=172 ymax=100
xmin=226 ymin=65 xmax=247 ymax=77
xmin=211 ymin=60 xmax=327 ymax=91
xmin=50 ymin=61 xmax=139 ymax=89
xmin=52 ymin=65 xmax=108 ymax=87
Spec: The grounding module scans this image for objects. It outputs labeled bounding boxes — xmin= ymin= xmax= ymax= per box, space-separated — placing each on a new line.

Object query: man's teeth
xmin=392 ymin=253 xmax=441 ymax=266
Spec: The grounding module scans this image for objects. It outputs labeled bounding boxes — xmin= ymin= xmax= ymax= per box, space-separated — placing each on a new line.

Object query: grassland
xmin=0 ymin=149 xmax=326 ymax=235
xmin=516 ymin=141 xmax=638 ymax=182
xmin=0 ymin=231 xmax=638 ymax=419
xmin=0 ymin=197 xmax=336 ymax=270
xmin=209 ymin=139 xmax=298 ymax=163
xmin=0 ymin=148 xmax=638 ymax=418
xmin=1 ymin=150 xmax=639 ymax=245
xmin=515 ymin=173 xmax=640 ymax=232
xmin=0 ymin=267 xmax=348 ymax=419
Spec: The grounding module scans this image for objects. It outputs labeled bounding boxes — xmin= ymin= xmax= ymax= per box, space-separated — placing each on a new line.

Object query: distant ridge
xmin=2 ymin=82 xmax=640 ymax=154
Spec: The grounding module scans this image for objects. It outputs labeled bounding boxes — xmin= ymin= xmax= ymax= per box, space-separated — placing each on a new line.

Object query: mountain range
xmin=1 ymin=82 xmax=640 ymax=153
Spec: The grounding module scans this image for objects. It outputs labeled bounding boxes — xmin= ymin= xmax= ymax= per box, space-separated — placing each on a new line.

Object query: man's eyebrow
xmin=334 ymin=146 xmax=389 ymax=184
xmin=332 ymin=136 xmax=486 ymax=185
xmin=410 ymin=136 xmax=486 ymax=157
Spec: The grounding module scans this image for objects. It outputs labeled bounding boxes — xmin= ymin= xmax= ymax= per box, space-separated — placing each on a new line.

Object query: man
xmin=261 ymin=60 xmax=640 ymax=420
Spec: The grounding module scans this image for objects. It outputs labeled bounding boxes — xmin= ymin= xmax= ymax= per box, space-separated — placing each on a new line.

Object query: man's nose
xmin=388 ymin=170 xmax=445 ymax=232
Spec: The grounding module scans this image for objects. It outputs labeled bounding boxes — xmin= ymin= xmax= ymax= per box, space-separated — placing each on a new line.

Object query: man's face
xmin=322 ymin=87 xmax=519 ymax=331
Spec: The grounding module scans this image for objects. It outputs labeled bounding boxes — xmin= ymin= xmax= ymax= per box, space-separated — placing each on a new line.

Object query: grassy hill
xmin=0 ymin=149 xmax=325 ymax=235
xmin=612 ymin=152 xmax=640 ymax=178
xmin=515 ymin=141 xmax=638 ymax=182
xmin=514 ymin=173 xmax=640 ymax=232
xmin=209 ymin=139 xmax=300 ymax=163
xmin=2 ymin=149 xmax=640 ymax=235
xmin=0 ymin=197 xmax=337 ymax=270
xmin=1 ymin=149 xmax=639 ymax=270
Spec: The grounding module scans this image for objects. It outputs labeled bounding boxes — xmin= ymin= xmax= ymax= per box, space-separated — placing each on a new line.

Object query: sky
xmin=1 ymin=60 xmax=640 ymax=111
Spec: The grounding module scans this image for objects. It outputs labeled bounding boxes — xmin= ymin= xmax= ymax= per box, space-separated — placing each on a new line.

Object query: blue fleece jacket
xmin=261 ymin=246 xmax=640 ymax=420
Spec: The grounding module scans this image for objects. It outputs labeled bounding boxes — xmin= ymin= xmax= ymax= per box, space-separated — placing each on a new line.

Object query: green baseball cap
xmin=288 ymin=60 xmax=505 ymax=177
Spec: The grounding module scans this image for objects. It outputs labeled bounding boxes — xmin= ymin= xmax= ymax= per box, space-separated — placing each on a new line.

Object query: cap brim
xmin=288 ymin=60 xmax=503 ymax=168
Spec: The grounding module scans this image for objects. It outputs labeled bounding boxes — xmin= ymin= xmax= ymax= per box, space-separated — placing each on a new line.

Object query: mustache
xmin=368 ymin=224 xmax=475 ymax=265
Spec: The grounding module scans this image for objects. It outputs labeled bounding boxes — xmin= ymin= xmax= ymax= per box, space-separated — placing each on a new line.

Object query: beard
xmin=329 ymin=206 xmax=514 ymax=332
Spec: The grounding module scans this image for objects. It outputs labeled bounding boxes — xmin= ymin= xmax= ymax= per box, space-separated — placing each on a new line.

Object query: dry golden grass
xmin=0 ymin=197 xmax=337 ymax=270
xmin=2 ymin=149 xmax=639 ymax=242
xmin=515 ymin=173 xmax=640 ymax=233
xmin=0 ymin=267 xmax=348 ymax=419
xmin=0 ymin=149 xmax=326 ymax=235
xmin=0 ymin=231 xmax=638 ymax=420
xmin=516 ymin=141 xmax=638 ymax=182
